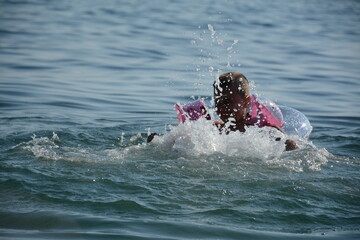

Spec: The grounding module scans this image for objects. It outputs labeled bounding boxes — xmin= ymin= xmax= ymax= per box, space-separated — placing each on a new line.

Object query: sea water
xmin=1 ymin=0 xmax=359 ymax=239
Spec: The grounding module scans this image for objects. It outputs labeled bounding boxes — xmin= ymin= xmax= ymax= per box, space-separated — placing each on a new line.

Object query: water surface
xmin=1 ymin=0 xmax=359 ymax=239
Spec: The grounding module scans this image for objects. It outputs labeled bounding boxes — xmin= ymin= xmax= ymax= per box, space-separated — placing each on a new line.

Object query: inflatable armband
xmin=174 ymin=100 xmax=211 ymax=123
xmin=247 ymin=95 xmax=284 ymax=129
xmin=279 ymin=105 xmax=312 ymax=139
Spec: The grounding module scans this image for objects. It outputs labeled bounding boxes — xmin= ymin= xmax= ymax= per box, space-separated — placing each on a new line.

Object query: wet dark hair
xmin=213 ymin=72 xmax=250 ymax=97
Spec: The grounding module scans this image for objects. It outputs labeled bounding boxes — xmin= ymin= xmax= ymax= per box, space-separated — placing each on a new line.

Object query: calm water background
xmin=1 ymin=0 xmax=360 ymax=239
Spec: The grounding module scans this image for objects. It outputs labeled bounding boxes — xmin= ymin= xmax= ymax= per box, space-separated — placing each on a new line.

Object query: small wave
xmin=44 ymin=101 xmax=92 ymax=110
xmin=15 ymin=132 xmax=113 ymax=163
xmin=16 ymin=132 xmax=61 ymax=160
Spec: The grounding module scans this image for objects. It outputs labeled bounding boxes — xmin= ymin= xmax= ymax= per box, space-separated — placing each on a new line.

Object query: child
xmin=213 ymin=72 xmax=251 ymax=133
xmin=213 ymin=72 xmax=297 ymax=151
xmin=151 ymin=72 xmax=298 ymax=151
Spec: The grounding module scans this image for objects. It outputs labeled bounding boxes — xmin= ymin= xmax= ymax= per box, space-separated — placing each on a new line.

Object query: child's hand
xmin=213 ymin=120 xmax=224 ymax=130
xmin=285 ymin=139 xmax=298 ymax=151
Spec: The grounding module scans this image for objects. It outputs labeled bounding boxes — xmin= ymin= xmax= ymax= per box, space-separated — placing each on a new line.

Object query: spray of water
xmin=191 ymin=24 xmax=241 ymax=86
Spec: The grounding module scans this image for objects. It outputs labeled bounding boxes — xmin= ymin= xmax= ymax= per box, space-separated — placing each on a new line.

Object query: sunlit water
xmin=1 ymin=0 xmax=359 ymax=239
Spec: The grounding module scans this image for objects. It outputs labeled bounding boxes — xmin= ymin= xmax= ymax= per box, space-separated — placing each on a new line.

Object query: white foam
xmin=19 ymin=132 xmax=61 ymax=160
xmin=136 ymin=119 xmax=331 ymax=172
xmin=18 ymin=132 xmax=113 ymax=163
xmin=150 ymin=119 xmax=285 ymax=160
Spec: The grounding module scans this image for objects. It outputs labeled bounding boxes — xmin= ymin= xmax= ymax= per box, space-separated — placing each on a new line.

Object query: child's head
xmin=213 ymin=72 xmax=251 ymax=125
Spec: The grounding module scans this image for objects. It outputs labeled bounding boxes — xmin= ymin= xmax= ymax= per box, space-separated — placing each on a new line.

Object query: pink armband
xmin=174 ymin=100 xmax=211 ymax=123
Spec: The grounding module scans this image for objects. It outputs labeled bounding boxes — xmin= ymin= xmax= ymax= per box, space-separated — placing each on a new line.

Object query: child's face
xmin=214 ymin=89 xmax=248 ymax=124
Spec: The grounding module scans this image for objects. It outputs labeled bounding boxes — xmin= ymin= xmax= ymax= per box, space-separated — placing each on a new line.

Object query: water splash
xmin=153 ymin=119 xmax=285 ymax=159
xmin=208 ymin=24 xmax=224 ymax=46
xmin=191 ymin=24 xmax=241 ymax=85
xmin=227 ymin=39 xmax=239 ymax=51
xmin=265 ymin=141 xmax=331 ymax=172
xmin=15 ymin=132 xmax=61 ymax=160
xmin=110 ymin=119 xmax=329 ymax=172
xmin=15 ymin=124 xmax=330 ymax=172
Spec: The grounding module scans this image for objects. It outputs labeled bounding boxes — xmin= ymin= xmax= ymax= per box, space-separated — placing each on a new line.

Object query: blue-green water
xmin=1 ymin=0 xmax=359 ymax=239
